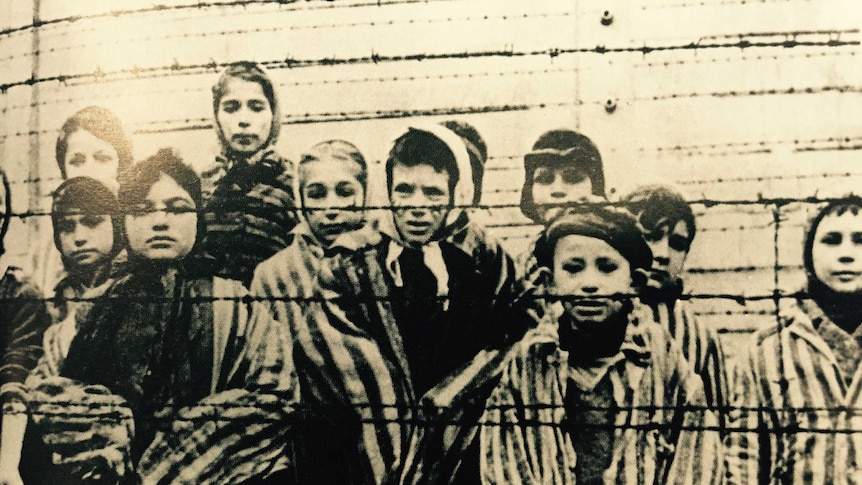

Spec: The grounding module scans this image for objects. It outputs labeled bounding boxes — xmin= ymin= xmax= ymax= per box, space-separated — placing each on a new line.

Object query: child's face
xmin=64 ymin=129 xmax=120 ymax=184
xmin=300 ymin=159 xmax=365 ymax=246
xmin=531 ymin=166 xmax=594 ymax=223
xmin=217 ymin=78 xmax=273 ymax=156
xmin=812 ymin=210 xmax=862 ymax=294
xmin=57 ymin=212 xmax=114 ymax=268
xmin=551 ymin=234 xmax=633 ymax=329
xmin=125 ymin=174 xmax=197 ymax=261
xmin=390 ymin=163 xmax=450 ymax=247
xmin=644 ymin=219 xmax=691 ymax=281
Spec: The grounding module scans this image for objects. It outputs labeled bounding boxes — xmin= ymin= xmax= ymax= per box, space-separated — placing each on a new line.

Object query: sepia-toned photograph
xmin=0 ymin=0 xmax=860 ymax=483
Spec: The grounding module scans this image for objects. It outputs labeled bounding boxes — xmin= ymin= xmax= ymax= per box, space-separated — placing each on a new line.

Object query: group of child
xmin=0 ymin=61 xmax=859 ymax=485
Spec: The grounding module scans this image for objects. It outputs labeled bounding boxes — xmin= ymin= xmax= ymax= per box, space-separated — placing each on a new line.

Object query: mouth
xmin=232 ymin=134 xmax=260 ymax=146
xmin=70 ymin=249 xmax=98 ymax=261
xmin=832 ymin=271 xmax=861 ymax=281
xmin=146 ymin=236 xmax=177 ymax=248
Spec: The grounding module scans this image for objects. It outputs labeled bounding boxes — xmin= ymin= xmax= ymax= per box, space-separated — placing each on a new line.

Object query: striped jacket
xmin=295 ymin=216 xmax=529 ymax=484
xmin=725 ymin=298 xmax=862 ymax=485
xmin=478 ymin=307 xmax=723 ymax=485
xmin=201 ymin=150 xmax=299 ymax=286
xmin=650 ymin=298 xmax=729 ymax=432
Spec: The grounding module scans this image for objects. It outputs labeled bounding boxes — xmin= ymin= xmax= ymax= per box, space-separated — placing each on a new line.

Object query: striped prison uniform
xmin=650 ymin=298 xmax=730 ymax=434
xmin=201 ymin=150 xmax=299 ymax=287
xmin=294 ymin=216 xmax=531 ymax=484
xmin=0 ymin=266 xmax=51 ymax=411
xmin=478 ymin=307 xmax=723 ymax=485
xmin=725 ymin=298 xmax=862 ymax=485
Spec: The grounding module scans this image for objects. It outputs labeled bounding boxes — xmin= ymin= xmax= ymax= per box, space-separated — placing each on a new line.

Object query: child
xmin=726 ymin=198 xmax=862 ymax=485
xmin=295 ymin=124 xmax=533 ymax=484
xmin=623 ymin=184 xmax=729 ymax=433
xmin=479 ymin=207 xmax=721 ymax=484
xmin=18 ymin=149 xmax=292 ymax=484
xmin=201 ymin=62 xmax=298 ymax=286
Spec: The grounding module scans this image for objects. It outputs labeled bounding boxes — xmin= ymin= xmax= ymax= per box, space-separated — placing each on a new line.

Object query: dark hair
xmin=534 ymin=206 xmax=652 ymax=278
xmin=622 ymin=184 xmax=696 ymax=246
xmin=803 ymin=197 xmax=862 ymax=281
xmin=0 ymin=168 xmax=10 ymax=256
xmin=212 ymin=62 xmax=281 ymax=150
xmin=441 ymin=120 xmax=487 ymax=204
xmin=385 ymin=129 xmax=459 ymax=198
xmin=52 ymin=177 xmax=124 ymax=257
xmin=55 ymin=106 xmax=134 ymax=179
xmin=119 ymin=148 xmax=205 ymax=252
xmin=520 ymin=129 xmax=605 ymax=223
xmin=299 ymin=139 xmax=368 ymax=196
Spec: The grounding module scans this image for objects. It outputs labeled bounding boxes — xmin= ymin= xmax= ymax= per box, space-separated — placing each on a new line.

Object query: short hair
xmin=520 ymin=129 xmax=605 ymax=223
xmin=212 ymin=62 xmax=281 ymax=148
xmin=622 ymin=184 xmax=696 ymax=246
xmin=441 ymin=120 xmax=487 ymax=205
xmin=0 ymin=168 xmax=10 ymax=256
xmin=299 ymin=140 xmax=368 ymax=190
xmin=52 ymin=177 xmax=124 ymax=256
xmin=385 ymin=129 xmax=459 ymax=198
xmin=803 ymin=197 xmax=862 ymax=281
xmin=119 ymin=148 xmax=205 ymax=250
xmin=55 ymin=106 xmax=134 ymax=179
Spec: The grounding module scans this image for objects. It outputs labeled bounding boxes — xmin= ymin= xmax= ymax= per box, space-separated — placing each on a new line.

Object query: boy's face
xmin=217 ymin=78 xmax=273 ymax=156
xmin=300 ymin=159 xmax=365 ymax=246
xmin=57 ymin=212 xmax=114 ymax=268
xmin=644 ymin=219 xmax=691 ymax=282
xmin=551 ymin=234 xmax=633 ymax=329
xmin=64 ymin=129 xmax=120 ymax=185
xmin=531 ymin=166 xmax=595 ymax=223
xmin=812 ymin=210 xmax=862 ymax=294
xmin=390 ymin=162 xmax=450 ymax=248
xmin=125 ymin=174 xmax=197 ymax=261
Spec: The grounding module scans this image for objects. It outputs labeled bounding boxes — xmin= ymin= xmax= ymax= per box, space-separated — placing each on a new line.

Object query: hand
xmin=0 ymin=467 xmax=23 ymax=485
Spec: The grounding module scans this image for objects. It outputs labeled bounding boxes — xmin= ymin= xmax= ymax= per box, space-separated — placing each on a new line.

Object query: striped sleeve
xmin=724 ymin=338 xmax=770 ymax=485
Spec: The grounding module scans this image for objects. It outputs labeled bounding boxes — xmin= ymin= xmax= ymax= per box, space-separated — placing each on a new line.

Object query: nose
xmin=550 ymin=174 xmax=567 ymax=199
xmin=74 ymin=232 xmax=87 ymax=247
xmin=150 ymin=207 xmax=169 ymax=230
xmin=651 ymin=238 xmax=670 ymax=264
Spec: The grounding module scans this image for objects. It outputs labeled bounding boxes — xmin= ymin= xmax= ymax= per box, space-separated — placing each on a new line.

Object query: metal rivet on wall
xmin=600 ymin=10 xmax=614 ymax=26
xmin=604 ymin=98 xmax=617 ymax=113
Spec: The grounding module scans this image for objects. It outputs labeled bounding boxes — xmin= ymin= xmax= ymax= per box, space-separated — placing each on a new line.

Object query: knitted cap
xmin=534 ymin=206 xmax=652 ymax=273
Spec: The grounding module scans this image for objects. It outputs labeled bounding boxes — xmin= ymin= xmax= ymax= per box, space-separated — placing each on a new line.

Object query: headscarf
xmin=52 ymin=176 xmax=124 ymax=262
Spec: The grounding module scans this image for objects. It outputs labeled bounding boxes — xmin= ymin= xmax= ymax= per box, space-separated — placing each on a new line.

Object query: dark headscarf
xmin=52 ymin=177 xmax=124 ymax=259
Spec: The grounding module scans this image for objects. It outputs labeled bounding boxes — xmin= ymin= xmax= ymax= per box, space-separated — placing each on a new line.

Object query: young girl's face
xmin=531 ymin=166 xmax=594 ymax=223
xmin=551 ymin=234 xmax=633 ymax=328
xmin=216 ymin=78 xmax=273 ymax=155
xmin=64 ymin=129 xmax=120 ymax=184
xmin=125 ymin=174 xmax=197 ymax=261
xmin=811 ymin=209 xmax=862 ymax=294
xmin=300 ymin=159 xmax=365 ymax=246
xmin=57 ymin=212 xmax=114 ymax=268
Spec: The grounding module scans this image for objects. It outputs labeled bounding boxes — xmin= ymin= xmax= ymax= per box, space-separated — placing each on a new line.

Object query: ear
xmin=631 ymin=268 xmax=649 ymax=290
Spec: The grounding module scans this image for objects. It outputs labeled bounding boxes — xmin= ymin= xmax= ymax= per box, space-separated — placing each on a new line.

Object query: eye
xmin=820 ymin=232 xmax=842 ymax=246
xmin=668 ymin=235 xmax=690 ymax=252
xmin=67 ymin=154 xmax=85 ymax=167
xmin=220 ymin=100 xmax=240 ymax=114
xmin=57 ymin=219 xmax=75 ymax=233
xmin=423 ymin=186 xmax=447 ymax=201
xmin=560 ymin=260 xmax=585 ymax=274
xmin=335 ymin=182 xmax=357 ymax=199
xmin=305 ymin=184 xmax=327 ymax=200
xmin=533 ymin=168 xmax=554 ymax=185
xmin=560 ymin=168 xmax=587 ymax=185
xmin=393 ymin=183 xmax=413 ymax=196
xmin=128 ymin=202 xmax=154 ymax=217
xmin=81 ymin=215 xmax=107 ymax=228
xmin=852 ymin=233 xmax=862 ymax=245
xmin=93 ymin=152 xmax=115 ymax=164
xmin=644 ymin=230 xmax=664 ymax=243
xmin=165 ymin=199 xmax=196 ymax=214
xmin=596 ymin=258 xmax=619 ymax=274
xmin=248 ymin=100 xmax=269 ymax=113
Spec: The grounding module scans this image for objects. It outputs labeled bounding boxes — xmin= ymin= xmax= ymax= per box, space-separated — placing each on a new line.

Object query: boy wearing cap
xmin=478 ymin=206 xmax=721 ymax=484
xmin=295 ymin=124 xmax=533 ymax=484
xmin=622 ymin=184 xmax=729 ymax=434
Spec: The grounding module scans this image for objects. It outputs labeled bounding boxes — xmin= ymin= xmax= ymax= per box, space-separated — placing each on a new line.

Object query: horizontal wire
xmin=1 ymin=30 xmax=855 ymax=92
